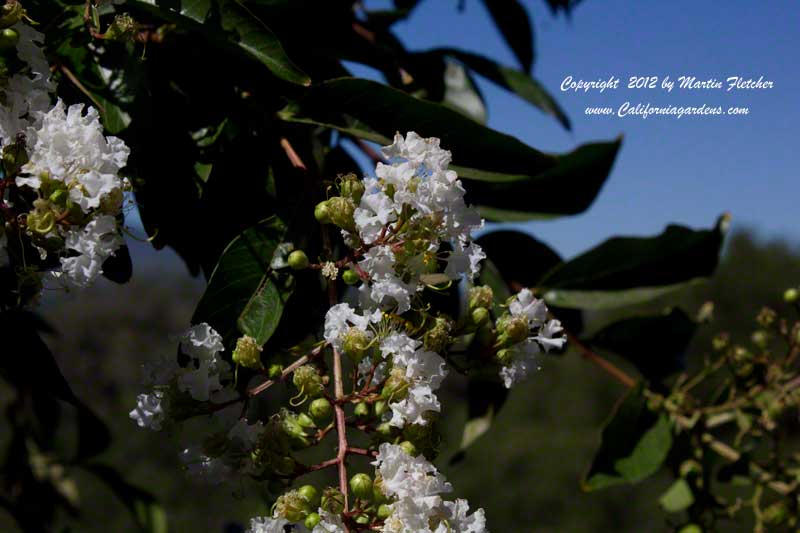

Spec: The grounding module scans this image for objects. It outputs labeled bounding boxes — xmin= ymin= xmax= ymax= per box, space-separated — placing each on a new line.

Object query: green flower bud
xmin=423 ymin=316 xmax=453 ymax=353
xmin=471 ymin=307 xmax=489 ymax=327
xmin=381 ymin=367 xmax=409 ymax=401
xmin=274 ymin=490 xmax=310 ymax=522
xmin=279 ymin=409 xmax=312 ymax=449
xmin=326 ymin=196 xmax=356 ymax=231
xmin=309 ymin=398 xmax=332 ymax=423
xmin=231 ymin=335 xmax=263 ymax=370
xmin=375 ymin=422 xmax=394 ymax=438
xmin=399 ymin=440 xmax=417 ymax=457
xmin=103 ymin=13 xmax=138 ymax=42
xmin=342 ymin=269 xmax=361 ymax=285
xmin=0 ymin=27 xmax=18 ymax=50
xmin=293 ymin=365 xmax=323 ymax=398
xmin=304 ymin=512 xmax=321 ymax=529
xmin=751 ymin=330 xmax=769 ymax=349
xmin=314 ymin=200 xmax=332 ymax=224
xmin=468 ymin=285 xmax=494 ymax=311
xmin=342 ymin=326 xmax=371 ymax=361
xmin=297 ymin=412 xmax=316 ymax=429
xmin=338 ymin=173 xmax=365 ymax=204
xmin=353 ymin=401 xmax=370 ymax=418
xmin=0 ymin=2 xmax=25 ymax=30
xmin=784 ymin=287 xmax=799 ymax=303
xmin=321 ymin=487 xmax=345 ymax=514
xmin=495 ymin=348 xmax=514 ymax=366
xmin=268 ymin=363 xmax=283 ymax=378
xmin=374 ymin=400 xmax=388 ymax=416
xmin=497 ymin=315 xmax=529 ymax=345
xmin=377 ymin=504 xmax=392 ymax=520
xmin=287 ymin=250 xmax=310 ymax=270
xmin=349 ymin=473 xmax=373 ymax=500
xmin=678 ymin=525 xmax=702 ymax=533
xmin=298 ymin=485 xmax=320 ymax=507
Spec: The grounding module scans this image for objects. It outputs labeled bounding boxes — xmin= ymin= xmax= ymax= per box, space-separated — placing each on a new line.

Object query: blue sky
xmin=357 ymin=0 xmax=800 ymax=258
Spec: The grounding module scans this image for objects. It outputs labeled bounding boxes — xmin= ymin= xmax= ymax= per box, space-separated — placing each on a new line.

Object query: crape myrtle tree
xmin=2 ymin=0 xmax=797 ymax=532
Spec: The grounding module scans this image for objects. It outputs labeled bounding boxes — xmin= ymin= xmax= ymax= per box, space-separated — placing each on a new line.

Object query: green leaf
xmin=129 ymin=0 xmax=310 ymax=85
xmin=451 ymin=370 xmax=509 ymax=464
xmin=541 ymin=215 xmax=730 ymax=309
xmin=583 ymin=384 xmax=673 ymax=491
xmin=279 ymin=77 xmax=620 ymax=218
xmin=193 ymin=217 xmax=294 ymax=346
xmin=85 ymin=464 xmax=168 ymax=533
xmin=588 ymin=308 xmax=697 ymax=382
xmin=659 ymin=478 xmax=695 ymax=513
xmin=481 ymin=0 xmax=534 ymax=72
xmin=436 ymin=48 xmax=569 ymax=130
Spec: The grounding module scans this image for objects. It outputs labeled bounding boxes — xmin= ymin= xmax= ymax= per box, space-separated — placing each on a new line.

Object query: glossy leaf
xmin=481 ymin=0 xmax=534 ymax=72
xmin=85 ymin=464 xmax=169 ymax=533
xmin=279 ymin=78 xmax=620 ymax=218
xmin=193 ymin=217 xmax=294 ymax=346
xmin=588 ymin=308 xmax=697 ymax=382
xmin=542 ymin=215 xmax=729 ymax=309
xmin=584 ymin=384 xmax=673 ymax=491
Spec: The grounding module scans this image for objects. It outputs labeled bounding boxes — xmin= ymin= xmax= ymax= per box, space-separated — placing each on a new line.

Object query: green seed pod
xmin=293 ymin=365 xmax=324 ymax=398
xmin=274 ymin=490 xmax=310 ymax=522
xmin=342 ymin=269 xmax=360 ymax=285
xmin=298 ymin=485 xmax=320 ymax=507
xmin=231 ymin=335 xmax=263 ymax=370
xmin=287 ymin=250 xmax=310 ymax=270
xmin=497 ymin=315 xmax=529 ymax=345
xmin=314 ymin=200 xmax=332 ymax=224
xmin=377 ymin=504 xmax=392 ymax=520
xmin=304 ymin=512 xmax=321 ymax=529
xmin=471 ymin=307 xmax=489 ymax=327
xmin=342 ymin=327 xmax=371 ymax=361
xmin=0 ymin=2 xmax=25 ymax=30
xmin=678 ymin=524 xmax=702 ymax=533
xmin=338 ymin=173 xmax=365 ymax=204
xmin=468 ymin=285 xmax=494 ymax=311
xmin=0 ymin=27 xmax=18 ymax=50
xmin=326 ymin=196 xmax=356 ymax=231
xmin=309 ymin=398 xmax=333 ymax=423
xmin=349 ymin=473 xmax=373 ymax=500
xmin=321 ymin=487 xmax=345 ymax=514
xmin=353 ymin=401 xmax=370 ymax=418
xmin=296 ymin=412 xmax=317 ymax=429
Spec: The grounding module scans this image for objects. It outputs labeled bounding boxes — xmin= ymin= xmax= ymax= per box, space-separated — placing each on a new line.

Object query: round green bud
xmin=0 ymin=28 xmax=17 ymax=50
xmin=471 ymin=307 xmax=489 ymax=327
xmin=678 ymin=525 xmax=702 ymax=533
xmin=309 ymin=398 xmax=332 ymax=423
xmin=321 ymin=487 xmax=345 ymax=514
xmin=314 ymin=200 xmax=332 ymax=224
xmin=297 ymin=412 xmax=316 ymax=429
xmin=342 ymin=269 xmax=360 ymax=285
xmin=232 ymin=335 xmax=263 ymax=370
xmin=287 ymin=250 xmax=310 ymax=270
xmin=751 ymin=330 xmax=769 ymax=349
xmin=377 ymin=504 xmax=392 ymax=520
xmin=268 ymin=363 xmax=283 ymax=379
xmin=338 ymin=173 xmax=365 ymax=204
xmin=353 ymin=401 xmax=370 ymax=418
xmin=497 ymin=315 xmax=529 ymax=345
xmin=342 ymin=326 xmax=371 ymax=361
xmin=293 ymin=365 xmax=323 ymax=398
xmin=349 ymin=473 xmax=373 ymax=500
xmin=327 ymin=196 xmax=356 ymax=231
xmin=274 ymin=490 xmax=310 ymax=522
xmin=298 ymin=485 xmax=320 ymax=507
xmin=468 ymin=285 xmax=494 ymax=311
xmin=784 ymin=287 xmax=799 ymax=303
xmin=304 ymin=512 xmax=321 ymax=529
xmin=374 ymin=400 xmax=388 ymax=416
xmin=399 ymin=440 xmax=417 ymax=457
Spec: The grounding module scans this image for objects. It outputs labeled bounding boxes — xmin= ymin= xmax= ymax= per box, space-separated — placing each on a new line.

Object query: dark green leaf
xmin=436 ymin=48 xmax=569 ymax=129
xmin=451 ymin=370 xmax=509 ymax=464
xmin=481 ymin=0 xmax=534 ymax=72
xmin=588 ymin=308 xmax=697 ymax=382
xmin=584 ymin=384 xmax=673 ymax=491
xmin=541 ymin=215 xmax=729 ymax=309
xmin=193 ymin=217 xmax=294 ymax=346
xmin=279 ymin=78 xmax=620 ymax=218
xmin=84 ymin=464 xmax=168 ymax=533
xmin=659 ymin=478 xmax=694 ymax=513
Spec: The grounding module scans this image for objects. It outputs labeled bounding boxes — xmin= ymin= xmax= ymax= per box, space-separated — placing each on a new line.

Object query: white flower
xmin=175 ymin=323 xmax=229 ymax=402
xmin=246 ymin=517 xmax=290 ymax=533
xmin=536 ymin=318 xmax=566 ymax=353
xmin=324 ymin=303 xmax=380 ymax=352
xmin=21 ymin=100 xmax=129 ymax=213
xmin=435 ymin=499 xmax=489 ymax=533
xmin=129 ymin=391 xmax=165 ymax=431
xmin=374 ymin=443 xmax=452 ymax=501
xmin=499 ymin=340 xmax=541 ymax=389
xmin=59 ymin=215 xmax=124 ymax=288
xmin=444 ymin=241 xmax=485 ymax=281
xmin=354 ymin=178 xmax=397 ymax=244
xmin=312 ymin=510 xmax=346 ymax=532
xmin=509 ymin=288 xmax=547 ymax=327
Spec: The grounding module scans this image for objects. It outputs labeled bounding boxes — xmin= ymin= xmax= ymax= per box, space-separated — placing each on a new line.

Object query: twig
xmin=247 ymin=345 xmax=324 ymax=397
xmin=280 ymin=137 xmax=307 ymax=171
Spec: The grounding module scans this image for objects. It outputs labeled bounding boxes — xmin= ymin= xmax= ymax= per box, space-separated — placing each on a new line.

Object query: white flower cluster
xmin=0 ymin=22 xmax=129 ymax=289
xmin=498 ymin=289 xmax=566 ymax=388
xmin=348 ymin=132 xmax=485 ymax=313
xmin=374 ymin=443 xmax=487 ymax=533
xmin=246 ymin=510 xmax=345 ymax=533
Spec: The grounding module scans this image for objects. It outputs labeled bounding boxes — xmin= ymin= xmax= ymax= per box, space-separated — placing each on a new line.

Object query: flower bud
xmin=268 ymin=363 xmax=283 ymax=378
xmin=423 ymin=316 xmax=453 ymax=353
xmin=399 ymin=440 xmax=418 ymax=457
xmin=751 ymin=330 xmax=769 ymax=349
xmin=0 ymin=27 xmax=18 ymax=50
xmin=314 ymin=200 xmax=332 ymax=224
xmin=298 ymin=485 xmax=320 ymax=507
xmin=377 ymin=504 xmax=392 ymax=520
xmin=274 ymin=490 xmax=310 ymax=522
xmin=342 ymin=269 xmax=360 ymax=285
xmin=338 ymin=173 xmax=365 ymax=204
xmin=353 ymin=401 xmax=369 ymax=418
xmin=326 ymin=197 xmax=356 ymax=231
xmin=349 ymin=473 xmax=373 ymax=500
xmin=497 ymin=315 xmax=529 ymax=345
xmin=279 ymin=410 xmax=312 ymax=449
xmin=0 ymin=1 xmax=25 ymax=30
xmin=321 ymin=487 xmax=345 ymax=514
xmin=304 ymin=512 xmax=321 ymax=529
xmin=373 ymin=400 xmax=388 ymax=416
xmin=756 ymin=307 xmax=777 ymax=328
xmin=309 ymin=398 xmax=332 ymax=423
xmin=232 ymin=335 xmax=263 ymax=370
xmin=381 ymin=367 xmax=409 ymax=401
xmin=287 ymin=250 xmax=310 ymax=270
xmin=375 ymin=422 xmax=393 ymax=438
xmin=495 ymin=348 xmax=514 ymax=366
xmin=784 ymin=287 xmax=799 ymax=303
xmin=678 ymin=524 xmax=702 ymax=533
xmin=104 ymin=13 xmax=138 ymax=42
xmin=342 ymin=326 xmax=371 ymax=361
xmin=471 ymin=307 xmax=489 ymax=327
xmin=296 ymin=412 xmax=316 ymax=429
xmin=293 ymin=365 xmax=323 ymax=398
xmin=468 ymin=285 xmax=494 ymax=311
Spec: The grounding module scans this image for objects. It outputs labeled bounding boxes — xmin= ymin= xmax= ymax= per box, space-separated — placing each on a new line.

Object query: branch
xmin=247 ymin=345 xmax=324 ymax=397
